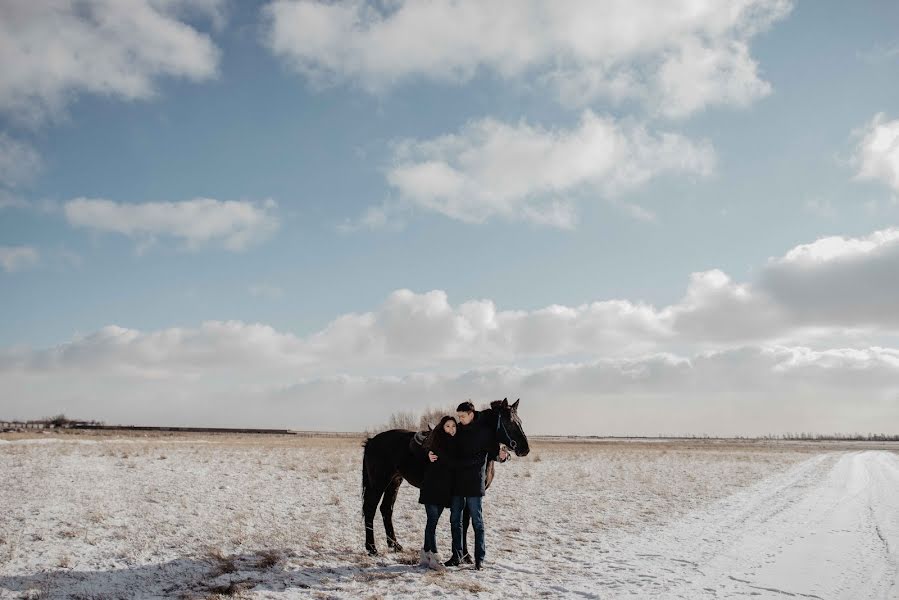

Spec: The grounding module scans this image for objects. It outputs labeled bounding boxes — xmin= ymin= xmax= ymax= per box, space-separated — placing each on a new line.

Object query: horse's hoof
xmin=366 ymin=546 xmax=378 ymax=556
xmin=389 ymin=542 xmax=404 ymax=552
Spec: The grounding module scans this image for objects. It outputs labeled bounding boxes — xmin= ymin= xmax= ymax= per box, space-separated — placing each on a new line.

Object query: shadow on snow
xmin=0 ymin=549 xmax=420 ymax=598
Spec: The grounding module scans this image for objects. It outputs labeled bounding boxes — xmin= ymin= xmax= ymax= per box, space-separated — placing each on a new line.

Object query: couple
xmin=417 ymin=401 xmax=509 ymax=571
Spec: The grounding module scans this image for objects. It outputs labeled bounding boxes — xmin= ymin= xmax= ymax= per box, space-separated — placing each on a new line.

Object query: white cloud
xmin=386 ymin=111 xmax=714 ymax=226
xmin=5 ymin=224 xmax=899 ymax=379
xmin=759 ymin=227 xmax=899 ymax=328
xmin=3 ymin=345 xmax=897 ymax=434
xmin=0 ymin=0 xmax=223 ymax=123
xmin=775 ymin=228 xmax=899 ymax=265
xmin=7 ymin=219 xmax=899 ymax=433
xmin=651 ymin=226 xmax=899 ymax=342
xmin=9 ymin=219 xmax=899 ymax=375
xmin=0 ymin=289 xmax=668 ymax=378
xmin=665 ymin=269 xmax=786 ymax=342
xmin=6 ymin=223 xmax=899 ymax=431
xmin=662 ymin=227 xmax=899 ymax=340
xmin=262 ymin=0 xmax=789 ymax=117
xmin=257 ymin=344 xmax=899 ymax=435
xmin=64 ymin=197 xmax=279 ymax=251
xmin=654 ymin=38 xmax=771 ymax=118
xmin=0 ymin=245 xmax=39 ymax=272
xmin=853 ymin=113 xmax=899 ymax=192
xmin=305 ymin=289 xmax=669 ymax=366
xmin=0 ymin=322 xmax=309 ymax=378
xmin=0 ymin=134 xmax=41 ymax=188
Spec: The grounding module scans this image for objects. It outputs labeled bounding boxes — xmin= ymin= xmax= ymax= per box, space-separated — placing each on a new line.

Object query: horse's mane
xmin=486 ymin=402 xmax=505 ymax=425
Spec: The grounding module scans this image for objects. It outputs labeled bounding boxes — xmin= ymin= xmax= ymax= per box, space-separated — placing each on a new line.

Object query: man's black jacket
xmin=451 ymin=411 xmax=499 ymax=497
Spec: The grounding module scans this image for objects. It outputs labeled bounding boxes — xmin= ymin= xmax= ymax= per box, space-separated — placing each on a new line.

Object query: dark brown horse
xmin=361 ymin=398 xmax=530 ymax=555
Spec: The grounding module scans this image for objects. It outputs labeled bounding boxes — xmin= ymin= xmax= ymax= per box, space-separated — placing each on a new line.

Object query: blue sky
xmin=1 ymin=1 xmax=899 ymax=434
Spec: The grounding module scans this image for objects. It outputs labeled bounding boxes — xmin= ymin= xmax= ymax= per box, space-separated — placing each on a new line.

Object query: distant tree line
xmin=41 ymin=414 xmax=105 ymax=427
xmin=371 ymin=405 xmax=472 ymax=434
xmin=763 ymin=432 xmax=899 ymax=441
xmin=22 ymin=414 xmax=105 ymax=427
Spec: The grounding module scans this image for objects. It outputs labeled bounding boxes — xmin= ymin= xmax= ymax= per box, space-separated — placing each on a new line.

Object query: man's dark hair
xmin=456 ymin=401 xmax=475 ymax=413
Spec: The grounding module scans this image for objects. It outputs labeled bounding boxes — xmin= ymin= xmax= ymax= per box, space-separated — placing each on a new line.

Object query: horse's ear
xmin=512 ymin=398 xmax=520 ymax=410
xmin=427 ymin=423 xmax=433 ymax=432
xmin=501 ymin=397 xmax=508 ymax=407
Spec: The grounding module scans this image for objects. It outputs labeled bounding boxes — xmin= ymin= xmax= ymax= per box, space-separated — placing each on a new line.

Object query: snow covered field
xmin=1 ymin=433 xmax=897 ymax=599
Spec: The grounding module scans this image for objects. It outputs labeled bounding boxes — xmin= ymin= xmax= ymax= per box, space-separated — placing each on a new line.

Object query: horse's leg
xmin=380 ymin=474 xmax=404 ymax=551
xmin=363 ymin=459 xmax=390 ymax=555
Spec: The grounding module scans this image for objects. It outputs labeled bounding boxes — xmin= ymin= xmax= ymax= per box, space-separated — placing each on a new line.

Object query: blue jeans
xmin=450 ymin=495 xmax=485 ymax=561
xmin=423 ymin=504 xmax=444 ymax=553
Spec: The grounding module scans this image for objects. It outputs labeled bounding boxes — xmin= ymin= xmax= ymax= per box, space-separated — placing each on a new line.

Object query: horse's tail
xmin=361 ymin=437 xmax=372 ymax=516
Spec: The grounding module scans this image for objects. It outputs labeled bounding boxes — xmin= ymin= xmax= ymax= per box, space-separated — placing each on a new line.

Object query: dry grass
xmin=20 ymin=585 xmax=49 ymax=600
xmin=205 ymin=548 xmax=238 ymax=576
xmin=458 ymin=580 xmax=488 ymax=593
xmin=204 ymin=581 xmax=252 ymax=597
xmin=255 ymin=549 xmax=281 ymax=569
xmin=394 ymin=552 xmax=420 ymax=566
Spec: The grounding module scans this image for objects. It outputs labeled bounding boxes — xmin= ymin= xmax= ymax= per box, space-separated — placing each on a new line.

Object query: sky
xmin=1 ymin=0 xmax=898 ymax=435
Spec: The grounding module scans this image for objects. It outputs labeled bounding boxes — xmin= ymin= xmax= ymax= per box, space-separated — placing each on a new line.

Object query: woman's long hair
xmin=424 ymin=415 xmax=456 ymax=454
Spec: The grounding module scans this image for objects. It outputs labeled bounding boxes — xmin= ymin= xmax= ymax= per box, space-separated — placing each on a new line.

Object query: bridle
xmin=495 ymin=410 xmax=518 ymax=452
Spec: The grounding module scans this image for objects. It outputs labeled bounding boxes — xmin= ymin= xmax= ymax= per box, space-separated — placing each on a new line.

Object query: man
xmin=446 ymin=400 xmax=509 ymax=570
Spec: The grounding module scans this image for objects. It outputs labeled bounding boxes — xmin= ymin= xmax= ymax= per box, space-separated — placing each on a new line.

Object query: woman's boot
xmin=427 ymin=552 xmax=446 ymax=571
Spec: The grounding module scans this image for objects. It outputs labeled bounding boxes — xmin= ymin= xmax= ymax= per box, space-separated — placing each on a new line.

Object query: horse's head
xmin=490 ymin=398 xmax=530 ymax=457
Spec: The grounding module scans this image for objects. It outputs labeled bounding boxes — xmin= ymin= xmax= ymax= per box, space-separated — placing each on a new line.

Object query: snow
xmin=0 ymin=434 xmax=896 ymax=599
xmin=566 ymin=451 xmax=899 ymax=598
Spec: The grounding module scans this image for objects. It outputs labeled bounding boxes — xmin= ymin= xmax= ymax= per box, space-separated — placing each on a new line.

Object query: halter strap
xmin=495 ymin=409 xmax=517 ymax=451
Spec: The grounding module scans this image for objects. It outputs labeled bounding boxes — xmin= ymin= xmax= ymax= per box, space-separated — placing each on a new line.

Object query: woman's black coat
xmin=418 ymin=436 xmax=462 ymax=508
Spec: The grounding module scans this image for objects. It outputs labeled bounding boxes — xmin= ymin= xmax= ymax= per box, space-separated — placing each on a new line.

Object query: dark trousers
xmin=450 ymin=495 xmax=485 ymax=561
xmin=423 ymin=504 xmax=444 ymax=553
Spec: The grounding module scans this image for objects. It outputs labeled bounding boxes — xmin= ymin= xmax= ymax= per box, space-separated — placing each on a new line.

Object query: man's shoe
xmin=443 ymin=556 xmax=461 ymax=567
xmin=418 ymin=549 xmax=429 ymax=567
xmin=461 ymin=553 xmax=473 ymax=564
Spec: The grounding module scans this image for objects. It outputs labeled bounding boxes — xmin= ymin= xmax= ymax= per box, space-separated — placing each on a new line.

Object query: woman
xmin=418 ymin=415 xmax=459 ymax=570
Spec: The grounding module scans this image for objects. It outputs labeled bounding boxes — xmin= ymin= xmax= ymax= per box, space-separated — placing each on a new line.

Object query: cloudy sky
xmin=1 ymin=0 xmax=898 ymax=435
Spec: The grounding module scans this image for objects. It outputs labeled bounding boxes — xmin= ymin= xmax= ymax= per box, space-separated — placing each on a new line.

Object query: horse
xmin=361 ymin=398 xmax=530 ymax=556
